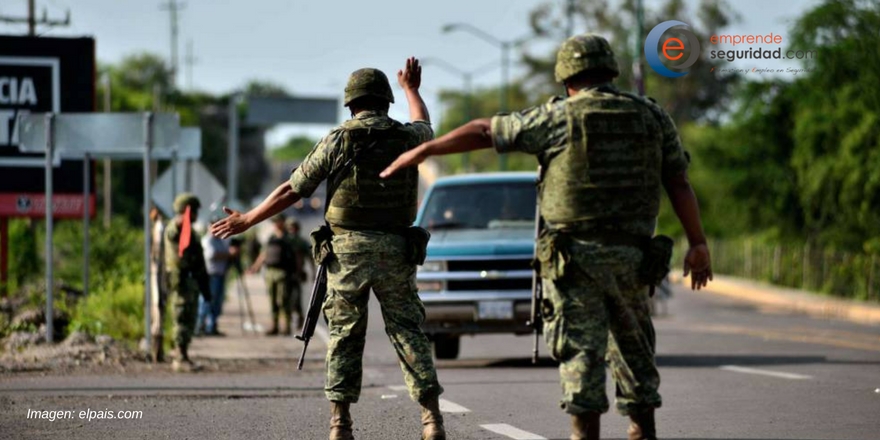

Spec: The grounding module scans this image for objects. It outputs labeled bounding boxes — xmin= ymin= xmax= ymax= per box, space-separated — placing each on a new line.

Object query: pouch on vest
xmin=638 ymin=235 xmax=674 ymax=286
xmin=310 ymin=225 xmax=335 ymax=265
xmin=265 ymin=240 xmax=284 ymax=268
xmin=536 ymin=230 xmax=571 ymax=281
xmin=404 ymin=226 xmax=431 ymax=265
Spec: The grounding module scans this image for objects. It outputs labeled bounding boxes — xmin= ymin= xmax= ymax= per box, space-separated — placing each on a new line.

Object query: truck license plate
xmin=478 ymin=301 xmax=514 ymax=320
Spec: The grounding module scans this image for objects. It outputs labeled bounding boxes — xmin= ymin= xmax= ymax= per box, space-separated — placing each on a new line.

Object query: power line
xmin=0 ymin=0 xmax=70 ymax=36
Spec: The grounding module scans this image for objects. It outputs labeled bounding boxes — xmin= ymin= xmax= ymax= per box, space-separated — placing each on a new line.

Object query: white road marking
xmin=720 ymin=365 xmax=813 ymax=380
xmin=480 ymin=424 xmax=547 ymax=440
xmin=385 ymin=386 xmax=470 ymax=413
xmin=439 ymin=399 xmax=470 ymax=413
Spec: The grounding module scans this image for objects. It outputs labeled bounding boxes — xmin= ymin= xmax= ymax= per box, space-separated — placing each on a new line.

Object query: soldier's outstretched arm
xmin=663 ymin=171 xmax=713 ymax=290
xmin=380 ymin=118 xmax=493 ymax=178
xmin=211 ymin=182 xmax=301 ymax=239
xmin=398 ymin=57 xmax=429 ymax=123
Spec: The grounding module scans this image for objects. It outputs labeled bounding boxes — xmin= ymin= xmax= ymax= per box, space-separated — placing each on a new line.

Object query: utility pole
xmin=159 ymin=0 xmax=185 ymax=89
xmin=565 ymin=0 xmax=576 ymax=37
xmin=0 ymin=0 xmax=71 ymax=36
xmin=634 ymin=0 xmax=646 ymax=96
xmin=184 ymin=39 xmax=197 ymax=90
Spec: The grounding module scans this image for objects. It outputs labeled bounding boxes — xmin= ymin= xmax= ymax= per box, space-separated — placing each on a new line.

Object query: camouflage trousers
xmin=265 ymin=268 xmax=300 ymax=319
xmin=322 ymin=241 xmax=443 ymax=404
xmin=541 ymin=242 xmax=661 ymax=416
xmin=170 ymin=277 xmax=199 ymax=348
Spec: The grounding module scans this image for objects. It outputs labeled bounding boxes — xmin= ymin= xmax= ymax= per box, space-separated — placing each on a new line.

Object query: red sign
xmin=0 ymin=36 xmax=95 ymax=218
xmin=0 ymin=193 xmax=96 ymax=218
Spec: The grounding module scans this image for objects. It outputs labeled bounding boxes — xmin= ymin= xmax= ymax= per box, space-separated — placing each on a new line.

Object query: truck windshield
xmin=419 ymin=181 xmax=537 ymax=230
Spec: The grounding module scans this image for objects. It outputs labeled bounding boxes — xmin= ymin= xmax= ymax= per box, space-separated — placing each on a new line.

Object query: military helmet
xmin=554 ymin=33 xmax=620 ymax=83
xmin=173 ymin=192 xmax=201 ymax=214
xmin=271 ymin=213 xmax=286 ymax=223
xmin=344 ymin=68 xmax=395 ymax=107
xmin=285 ymin=217 xmax=300 ymax=230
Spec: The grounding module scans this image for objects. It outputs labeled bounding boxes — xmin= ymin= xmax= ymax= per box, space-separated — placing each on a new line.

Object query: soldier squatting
xmin=211 ymin=34 xmax=713 ymax=440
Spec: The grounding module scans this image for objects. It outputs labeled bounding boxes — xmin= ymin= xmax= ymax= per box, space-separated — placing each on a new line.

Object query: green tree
xmin=271 ymin=136 xmax=318 ymax=161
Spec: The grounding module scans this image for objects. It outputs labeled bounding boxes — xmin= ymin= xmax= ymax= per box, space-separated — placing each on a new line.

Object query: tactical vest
xmin=325 ymin=118 xmax=419 ymax=229
xmin=540 ymin=89 xmax=663 ymax=228
xmin=264 ymin=234 xmax=291 ymax=269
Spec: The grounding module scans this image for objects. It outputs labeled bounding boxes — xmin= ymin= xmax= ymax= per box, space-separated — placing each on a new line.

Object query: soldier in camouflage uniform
xmin=381 ymin=35 xmax=714 ymax=440
xmin=250 ymin=213 xmax=299 ymax=335
xmin=286 ymin=217 xmax=313 ymax=330
xmin=164 ymin=193 xmax=212 ymax=372
xmin=210 ymin=58 xmax=446 ymax=440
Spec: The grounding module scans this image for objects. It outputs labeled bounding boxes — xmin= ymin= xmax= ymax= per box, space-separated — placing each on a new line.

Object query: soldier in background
xmin=286 ymin=217 xmax=313 ymax=330
xmin=211 ymin=58 xmax=446 ymax=440
xmin=164 ymin=193 xmax=212 ymax=372
xmin=249 ymin=213 xmax=298 ymax=336
xmin=149 ymin=206 xmax=168 ymax=362
xmin=381 ymin=36 xmax=713 ymax=440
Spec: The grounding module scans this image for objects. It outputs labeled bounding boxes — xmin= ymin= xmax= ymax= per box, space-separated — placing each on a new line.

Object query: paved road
xmin=2 ymin=269 xmax=879 ymax=439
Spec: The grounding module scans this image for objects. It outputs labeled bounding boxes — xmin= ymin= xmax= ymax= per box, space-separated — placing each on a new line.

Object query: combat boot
xmin=266 ymin=317 xmax=279 ymax=336
xmin=419 ymin=396 xmax=446 ymax=440
xmin=172 ymin=345 xmax=200 ymax=373
xmin=627 ymin=409 xmax=657 ymax=440
xmin=151 ymin=335 xmax=165 ymax=363
xmin=570 ymin=412 xmax=600 ymax=440
xmin=329 ymin=401 xmax=354 ymax=440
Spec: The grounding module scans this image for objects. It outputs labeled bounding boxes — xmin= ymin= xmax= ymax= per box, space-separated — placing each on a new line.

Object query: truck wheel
xmin=434 ymin=335 xmax=460 ymax=360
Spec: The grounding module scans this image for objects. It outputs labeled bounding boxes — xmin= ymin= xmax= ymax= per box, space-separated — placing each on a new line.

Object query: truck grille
xmin=448 ymin=279 xmax=533 ymax=291
xmin=447 ymin=259 xmax=533 ymax=272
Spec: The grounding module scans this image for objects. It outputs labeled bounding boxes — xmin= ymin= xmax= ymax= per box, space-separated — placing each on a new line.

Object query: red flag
xmin=178 ymin=205 xmax=192 ymax=257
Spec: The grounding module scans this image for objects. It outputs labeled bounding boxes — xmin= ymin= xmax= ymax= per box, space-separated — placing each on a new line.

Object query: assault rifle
xmin=528 ymin=166 xmax=544 ymax=364
xmin=295 ymin=141 xmax=376 ymax=370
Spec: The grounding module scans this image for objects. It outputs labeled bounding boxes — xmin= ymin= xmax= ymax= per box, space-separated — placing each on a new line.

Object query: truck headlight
xmin=418 ymin=260 xmax=446 ymax=272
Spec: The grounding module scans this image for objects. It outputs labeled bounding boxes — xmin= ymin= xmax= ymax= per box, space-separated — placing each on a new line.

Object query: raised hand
xmin=397 ymin=57 xmax=422 ymax=91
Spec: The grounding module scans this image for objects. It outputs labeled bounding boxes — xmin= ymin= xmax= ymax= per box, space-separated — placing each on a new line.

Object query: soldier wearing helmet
xmin=285 ymin=216 xmax=315 ymax=289
xmin=164 ymin=193 xmax=212 ymax=372
xmin=381 ymin=34 xmax=713 ymax=440
xmin=249 ymin=213 xmax=300 ymax=336
xmin=211 ymin=58 xmax=446 ymax=440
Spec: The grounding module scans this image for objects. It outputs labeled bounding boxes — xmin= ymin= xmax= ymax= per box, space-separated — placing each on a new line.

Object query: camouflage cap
xmin=554 ymin=33 xmax=620 ymax=83
xmin=271 ymin=212 xmax=286 ymax=223
xmin=344 ymin=68 xmax=395 ymax=107
xmin=172 ymin=192 xmax=201 ymax=214
xmin=285 ymin=217 xmax=300 ymax=229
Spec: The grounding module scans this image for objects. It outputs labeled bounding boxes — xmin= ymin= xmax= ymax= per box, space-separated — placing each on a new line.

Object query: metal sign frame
xmin=19 ymin=112 xmax=191 ymax=354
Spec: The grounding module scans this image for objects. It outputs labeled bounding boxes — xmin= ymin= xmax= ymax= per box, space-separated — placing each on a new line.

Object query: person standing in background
xmin=197 ymin=213 xmax=239 ymax=336
xmin=249 ymin=213 xmax=298 ymax=336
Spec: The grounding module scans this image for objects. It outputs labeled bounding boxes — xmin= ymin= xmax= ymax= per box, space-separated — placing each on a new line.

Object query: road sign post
xmin=20 ymin=112 xmax=183 ymax=352
xmin=44 ymin=113 xmax=54 ymax=342
xmin=143 ymin=113 xmax=153 ymax=354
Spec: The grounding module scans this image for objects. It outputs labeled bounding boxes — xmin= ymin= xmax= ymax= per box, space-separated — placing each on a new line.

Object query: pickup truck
xmin=415 ymin=172 xmax=538 ymax=359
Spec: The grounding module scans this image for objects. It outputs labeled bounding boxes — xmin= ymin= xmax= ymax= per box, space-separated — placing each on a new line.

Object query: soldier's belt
xmin=325 ymin=206 xmax=416 ymax=227
xmin=558 ymin=229 xmax=650 ymax=249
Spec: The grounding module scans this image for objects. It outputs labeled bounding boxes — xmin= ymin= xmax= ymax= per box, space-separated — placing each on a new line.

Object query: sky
xmin=1 ymin=0 xmax=821 ymax=144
